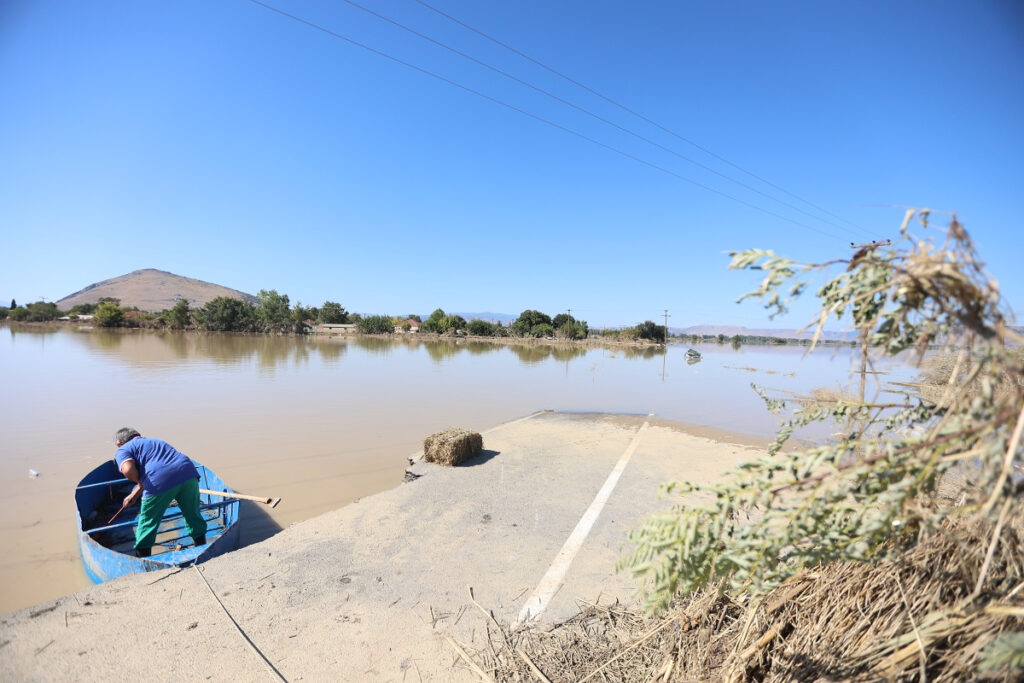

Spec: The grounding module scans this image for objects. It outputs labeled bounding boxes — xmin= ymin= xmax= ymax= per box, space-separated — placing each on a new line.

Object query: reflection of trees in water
xmin=255 ymin=336 xmax=307 ymax=371
xmin=352 ymin=336 xmax=395 ymax=356
xmin=154 ymin=331 xmax=191 ymax=359
xmin=550 ymin=345 xmax=588 ymax=362
xmin=313 ymin=339 xmax=347 ymax=364
xmin=463 ymin=341 xmax=502 ymax=356
xmin=86 ymin=330 xmax=126 ymax=351
xmin=619 ymin=345 xmax=665 ymax=360
xmin=509 ymin=344 xmax=589 ymax=364
xmin=423 ymin=340 xmax=459 ymax=363
xmin=509 ymin=345 xmax=551 ymax=364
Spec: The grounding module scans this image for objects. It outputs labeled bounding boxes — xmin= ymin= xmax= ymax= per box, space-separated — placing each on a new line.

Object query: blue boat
xmin=74 ymin=460 xmax=241 ymax=583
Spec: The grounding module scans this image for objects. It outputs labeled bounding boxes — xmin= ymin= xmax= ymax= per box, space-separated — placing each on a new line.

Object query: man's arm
xmin=120 ymin=459 xmax=143 ymax=506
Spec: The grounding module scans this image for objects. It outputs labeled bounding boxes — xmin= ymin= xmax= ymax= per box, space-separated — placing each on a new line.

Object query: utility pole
xmin=663 ymin=309 xmax=670 ymax=344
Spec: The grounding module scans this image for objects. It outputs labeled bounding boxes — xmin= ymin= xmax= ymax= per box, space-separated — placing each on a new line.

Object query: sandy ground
xmin=0 ymin=412 xmax=764 ymax=682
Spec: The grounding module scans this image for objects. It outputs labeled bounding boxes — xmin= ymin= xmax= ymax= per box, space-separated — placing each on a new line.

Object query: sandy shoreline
xmin=1 ymin=412 xmax=764 ymax=681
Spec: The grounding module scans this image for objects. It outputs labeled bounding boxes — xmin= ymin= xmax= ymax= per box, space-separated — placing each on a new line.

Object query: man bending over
xmin=114 ymin=428 xmax=207 ymax=557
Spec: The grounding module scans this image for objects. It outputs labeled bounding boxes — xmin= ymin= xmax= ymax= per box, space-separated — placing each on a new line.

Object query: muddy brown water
xmin=0 ymin=326 xmax=911 ymax=614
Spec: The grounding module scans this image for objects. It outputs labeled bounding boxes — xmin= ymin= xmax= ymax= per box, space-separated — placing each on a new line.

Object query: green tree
xmin=624 ymin=211 xmax=1024 ymax=618
xmin=467 ymin=319 xmax=496 ymax=336
xmin=10 ymin=299 xmax=15 ymax=309
xmin=407 ymin=314 xmax=422 ymax=323
xmin=256 ymin=289 xmax=292 ymax=332
xmin=441 ymin=314 xmax=467 ymax=333
xmin=318 ymin=301 xmax=349 ymax=324
xmin=530 ymin=323 xmax=555 ymax=338
xmin=512 ymin=310 xmax=552 ymax=337
xmin=94 ymin=301 xmax=125 ymax=327
xmin=165 ymin=299 xmax=191 ymax=330
xmin=9 ymin=307 xmax=29 ymax=321
xmin=290 ymin=302 xmax=314 ymax=333
xmin=70 ymin=303 xmax=96 ymax=315
xmin=22 ymin=301 xmax=61 ymax=321
xmin=198 ymin=297 xmax=256 ymax=332
xmin=0 ymin=308 xmax=8 ymax=320
xmin=421 ymin=308 xmax=447 ymax=334
xmin=356 ymin=315 xmax=394 ymax=334
xmin=634 ymin=320 xmax=666 ymax=342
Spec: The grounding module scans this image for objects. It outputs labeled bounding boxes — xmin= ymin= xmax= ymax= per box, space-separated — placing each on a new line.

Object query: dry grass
xmin=917 ymin=349 xmax=1024 ymax=406
xmin=457 ymin=511 xmax=1024 ymax=682
xmin=423 ymin=428 xmax=483 ymax=466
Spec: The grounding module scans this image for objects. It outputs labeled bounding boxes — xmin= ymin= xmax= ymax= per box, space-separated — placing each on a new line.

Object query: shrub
xmin=467 ymin=319 xmax=496 ymax=336
xmin=317 ymin=301 xmax=349 ymax=324
xmin=198 ymin=297 xmax=257 ymax=332
xmin=634 ymin=320 xmax=666 ymax=342
xmin=93 ymin=301 xmax=125 ymax=327
xmin=356 ymin=315 xmax=394 ymax=334
xmin=512 ymin=310 xmax=552 ymax=337
xmin=624 ymin=211 xmax=1024 ymax=619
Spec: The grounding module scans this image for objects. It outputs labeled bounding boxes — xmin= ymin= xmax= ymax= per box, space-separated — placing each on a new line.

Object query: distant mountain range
xmin=56 ymin=269 xmax=257 ymax=311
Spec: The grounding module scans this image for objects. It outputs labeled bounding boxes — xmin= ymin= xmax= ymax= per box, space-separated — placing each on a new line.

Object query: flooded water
xmin=0 ymin=326 xmax=914 ymax=613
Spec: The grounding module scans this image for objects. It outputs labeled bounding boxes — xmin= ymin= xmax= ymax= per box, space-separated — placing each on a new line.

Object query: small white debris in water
xmin=29 ymin=469 xmax=40 ymax=478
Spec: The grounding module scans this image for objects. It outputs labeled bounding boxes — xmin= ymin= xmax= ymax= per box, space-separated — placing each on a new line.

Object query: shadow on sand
xmin=459 ymin=449 xmax=501 ymax=468
xmin=235 ymin=500 xmax=285 ymax=549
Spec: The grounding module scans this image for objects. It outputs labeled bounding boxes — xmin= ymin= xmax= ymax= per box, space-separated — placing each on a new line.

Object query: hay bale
xmin=423 ymin=428 xmax=482 ymax=466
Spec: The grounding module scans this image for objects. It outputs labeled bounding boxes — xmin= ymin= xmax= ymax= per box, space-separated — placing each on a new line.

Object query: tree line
xmin=1 ymin=296 xmax=675 ymax=344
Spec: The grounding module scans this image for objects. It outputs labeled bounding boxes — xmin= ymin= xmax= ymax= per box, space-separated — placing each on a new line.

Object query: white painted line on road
xmin=483 ymin=410 xmax=548 ymax=435
xmin=514 ymin=418 xmax=651 ymax=626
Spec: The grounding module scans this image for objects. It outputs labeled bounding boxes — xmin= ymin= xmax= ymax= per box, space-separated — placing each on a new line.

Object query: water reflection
xmin=509 ymin=343 xmax=590 ymax=364
xmin=352 ymin=336 xmax=396 ymax=356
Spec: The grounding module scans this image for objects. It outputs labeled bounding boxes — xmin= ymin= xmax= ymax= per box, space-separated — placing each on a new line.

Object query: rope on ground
xmin=192 ymin=564 xmax=287 ymax=682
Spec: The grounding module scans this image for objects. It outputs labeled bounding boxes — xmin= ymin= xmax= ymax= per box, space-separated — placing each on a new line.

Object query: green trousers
xmin=135 ymin=477 xmax=207 ymax=551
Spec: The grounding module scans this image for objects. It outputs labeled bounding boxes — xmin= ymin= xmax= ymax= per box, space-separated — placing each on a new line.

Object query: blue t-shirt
xmin=114 ymin=437 xmax=199 ymax=497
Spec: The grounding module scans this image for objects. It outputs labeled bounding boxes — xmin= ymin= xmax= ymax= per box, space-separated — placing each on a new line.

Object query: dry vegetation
xmin=463 ymin=515 xmax=1023 ymax=682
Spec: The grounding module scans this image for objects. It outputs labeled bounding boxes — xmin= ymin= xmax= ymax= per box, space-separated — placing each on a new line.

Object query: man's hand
xmin=123 ymin=485 xmax=142 ymax=508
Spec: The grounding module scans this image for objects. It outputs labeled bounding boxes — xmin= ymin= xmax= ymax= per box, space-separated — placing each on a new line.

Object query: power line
xmin=245 ymin=0 xmax=847 ymax=240
xmin=339 ymin=0 xmax=858 ymax=238
xmin=413 ymin=0 xmax=877 ymax=238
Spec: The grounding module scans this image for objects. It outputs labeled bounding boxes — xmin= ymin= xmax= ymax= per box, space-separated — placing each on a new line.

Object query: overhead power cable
xmin=245 ymin=0 xmax=847 ymax=240
xmin=414 ymin=0 xmax=876 ymax=238
xmin=339 ymin=0 xmax=854 ymax=236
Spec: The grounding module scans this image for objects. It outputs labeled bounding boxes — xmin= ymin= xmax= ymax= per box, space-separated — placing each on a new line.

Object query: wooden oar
xmin=106 ymin=500 xmax=131 ymax=525
xmin=200 ymin=489 xmax=281 ymax=508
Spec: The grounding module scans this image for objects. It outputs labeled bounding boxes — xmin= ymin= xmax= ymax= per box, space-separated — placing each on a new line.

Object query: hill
xmin=56 ymin=269 xmax=257 ymax=312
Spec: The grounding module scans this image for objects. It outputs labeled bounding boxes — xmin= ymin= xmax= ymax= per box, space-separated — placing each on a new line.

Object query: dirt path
xmin=0 ymin=412 xmax=763 ymax=681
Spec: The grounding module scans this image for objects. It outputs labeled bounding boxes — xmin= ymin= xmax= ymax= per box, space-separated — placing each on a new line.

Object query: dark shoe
xmin=193 ymin=535 xmax=207 ymax=546
xmin=135 ymin=547 xmax=152 ymax=558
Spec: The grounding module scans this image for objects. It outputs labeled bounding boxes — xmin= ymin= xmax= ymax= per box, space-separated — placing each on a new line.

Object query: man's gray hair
xmin=115 ymin=427 xmax=141 ymax=445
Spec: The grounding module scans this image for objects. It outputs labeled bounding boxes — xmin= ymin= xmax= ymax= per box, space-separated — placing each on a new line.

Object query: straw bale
xmin=476 ymin=509 xmax=1024 ymax=682
xmin=423 ymin=428 xmax=482 ymax=466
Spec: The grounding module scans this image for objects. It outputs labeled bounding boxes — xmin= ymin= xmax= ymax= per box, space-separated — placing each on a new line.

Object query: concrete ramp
xmin=0 ymin=412 xmax=763 ymax=681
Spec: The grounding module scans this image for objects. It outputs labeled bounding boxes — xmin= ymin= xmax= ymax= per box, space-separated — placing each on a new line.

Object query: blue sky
xmin=2 ymin=1 xmax=1022 ymax=328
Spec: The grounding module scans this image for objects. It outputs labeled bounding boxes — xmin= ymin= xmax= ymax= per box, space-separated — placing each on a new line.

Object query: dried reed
xmin=469 ymin=511 xmax=1023 ymax=681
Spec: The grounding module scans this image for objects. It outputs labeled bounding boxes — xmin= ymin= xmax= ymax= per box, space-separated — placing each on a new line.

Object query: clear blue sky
xmin=2 ymin=1 xmax=1022 ymax=328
